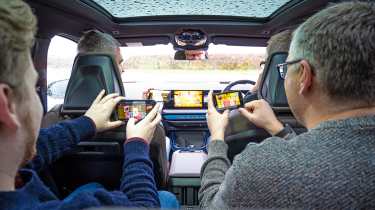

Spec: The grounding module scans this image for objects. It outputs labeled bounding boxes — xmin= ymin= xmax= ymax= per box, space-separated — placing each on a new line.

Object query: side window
xmin=47 ymin=36 xmax=76 ymax=111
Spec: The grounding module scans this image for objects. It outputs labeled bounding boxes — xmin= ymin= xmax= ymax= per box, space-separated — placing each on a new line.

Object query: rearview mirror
xmin=174 ymin=50 xmax=208 ymax=60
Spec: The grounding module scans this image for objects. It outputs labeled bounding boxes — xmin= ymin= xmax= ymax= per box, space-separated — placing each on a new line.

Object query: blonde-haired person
xmin=0 ymin=1 xmax=180 ymax=209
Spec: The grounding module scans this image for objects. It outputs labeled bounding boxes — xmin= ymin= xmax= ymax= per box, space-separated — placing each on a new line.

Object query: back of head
xmin=77 ymin=30 xmax=120 ymax=55
xmin=0 ymin=0 xmax=37 ymax=99
xmin=251 ymin=30 xmax=292 ymax=94
xmin=290 ymin=1 xmax=375 ymax=106
xmin=267 ymin=30 xmax=293 ymax=56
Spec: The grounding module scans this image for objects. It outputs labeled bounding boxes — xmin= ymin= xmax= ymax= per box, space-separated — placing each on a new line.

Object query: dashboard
xmin=148 ymin=90 xmax=215 ymax=150
xmin=159 ymin=90 xmax=213 ymax=128
xmin=147 ymin=89 xmax=248 ymax=150
xmin=149 ymin=89 xmax=249 ymax=121
xmin=117 ymin=87 xmax=252 ymax=151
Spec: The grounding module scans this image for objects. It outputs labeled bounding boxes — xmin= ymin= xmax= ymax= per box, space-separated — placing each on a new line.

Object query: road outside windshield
xmin=121 ymin=44 xmax=266 ymax=99
xmin=47 ymin=36 xmax=265 ymax=110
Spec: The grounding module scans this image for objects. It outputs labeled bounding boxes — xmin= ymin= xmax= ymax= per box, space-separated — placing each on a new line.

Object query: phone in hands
xmin=213 ymin=91 xmax=243 ymax=112
xmin=115 ymin=100 xmax=156 ymax=122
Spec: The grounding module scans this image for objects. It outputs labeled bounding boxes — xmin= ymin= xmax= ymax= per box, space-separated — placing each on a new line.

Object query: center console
xmin=159 ymin=90 xmax=218 ymax=206
xmin=168 ymin=150 xmax=207 ymax=206
xmin=163 ymin=109 xmax=208 ymax=206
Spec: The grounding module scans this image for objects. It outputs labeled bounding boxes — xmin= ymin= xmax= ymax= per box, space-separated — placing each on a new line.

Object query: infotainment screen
xmin=116 ymin=100 xmax=156 ymax=121
xmin=173 ymin=90 xmax=204 ymax=108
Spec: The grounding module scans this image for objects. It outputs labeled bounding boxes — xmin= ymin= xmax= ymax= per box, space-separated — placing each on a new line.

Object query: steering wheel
xmin=222 ymin=79 xmax=269 ymax=162
xmin=223 ymin=80 xmax=256 ymax=92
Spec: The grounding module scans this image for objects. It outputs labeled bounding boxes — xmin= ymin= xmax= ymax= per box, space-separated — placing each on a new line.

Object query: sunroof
xmin=89 ymin=0 xmax=294 ymax=19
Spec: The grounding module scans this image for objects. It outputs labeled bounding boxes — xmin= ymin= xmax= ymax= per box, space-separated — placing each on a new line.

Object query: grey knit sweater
xmin=199 ymin=115 xmax=375 ymax=209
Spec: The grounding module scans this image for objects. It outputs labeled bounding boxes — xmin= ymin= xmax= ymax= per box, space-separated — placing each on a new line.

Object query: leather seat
xmin=225 ymin=52 xmax=307 ymax=162
xmin=41 ymin=53 xmax=168 ymax=196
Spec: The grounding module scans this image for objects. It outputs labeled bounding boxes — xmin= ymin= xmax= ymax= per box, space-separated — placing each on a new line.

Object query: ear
xmin=297 ymin=60 xmax=314 ymax=95
xmin=0 ymin=84 xmax=20 ymax=130
xmin=115 ymin=48 xmax=122 ymax=62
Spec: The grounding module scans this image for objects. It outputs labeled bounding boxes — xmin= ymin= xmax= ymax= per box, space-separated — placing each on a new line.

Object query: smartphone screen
xmin=214 ymin=91 xmax=243 ymax=111
xmin=116 ymin=100 xmax=155 ymax=121
xmin=173 ymin=90 xmax=203 ymax=108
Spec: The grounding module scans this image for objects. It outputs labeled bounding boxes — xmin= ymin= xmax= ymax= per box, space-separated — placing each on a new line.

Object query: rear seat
xmin=41 ymin=53 xmax=168 ymax=194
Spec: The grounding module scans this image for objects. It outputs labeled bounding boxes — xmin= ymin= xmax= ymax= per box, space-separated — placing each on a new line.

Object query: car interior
xmin=27 ymin=0 xmax=340 ymax=207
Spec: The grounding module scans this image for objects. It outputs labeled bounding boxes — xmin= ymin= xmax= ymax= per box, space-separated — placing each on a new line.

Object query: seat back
xmin=259 ymin=52 xmax=289 ymax=108
xmin=63 ymin=53 xmax=124 ymax=112
xmin=41 ymin=53 xmax=168 ymax=194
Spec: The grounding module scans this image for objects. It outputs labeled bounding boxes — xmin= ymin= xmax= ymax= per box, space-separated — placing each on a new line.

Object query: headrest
xmin=63 ymin=53 xmax=124 ymax=111
xmin=258 ymin=52 xmax=289 ymax=108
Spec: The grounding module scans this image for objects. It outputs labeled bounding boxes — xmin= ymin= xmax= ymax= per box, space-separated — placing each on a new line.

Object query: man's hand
xmin=238 ymin=99 xmax=284 ymax=135
xmin=207 ymin=91 xmax=229 ymax=141
xmin=126 ymin=103 xmax=162 ymax=144
xmin=84 ymin=90 xmax=125 ymax=133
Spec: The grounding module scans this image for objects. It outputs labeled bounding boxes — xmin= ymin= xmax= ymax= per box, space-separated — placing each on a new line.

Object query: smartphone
xmin=213 ymin=91 xmax=243 ymax=111
xmin=116 ymin=100 xmax=156 ymax=121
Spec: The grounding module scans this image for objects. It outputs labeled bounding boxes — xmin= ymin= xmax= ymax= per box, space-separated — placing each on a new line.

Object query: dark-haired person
xmin=0 ymin=0 xmax=179 ymax=209
xmin=200 ymin=2 xmax=375 ymax=209
xmin=247 ymin=30 xmax=292 ymax=101
xmin=77 ymin=29 xmax=125 ymax=75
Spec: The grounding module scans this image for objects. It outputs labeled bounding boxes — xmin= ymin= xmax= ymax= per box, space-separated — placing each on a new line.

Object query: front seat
xmin=41 ymin=53 xmax=168 ymax=197
xmin=224 ymin=52 xmax=307 ymax=162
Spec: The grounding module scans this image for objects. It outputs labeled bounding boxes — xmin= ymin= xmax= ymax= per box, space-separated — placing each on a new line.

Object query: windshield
xmin=121 ymin=44 xmax=266 ymax=99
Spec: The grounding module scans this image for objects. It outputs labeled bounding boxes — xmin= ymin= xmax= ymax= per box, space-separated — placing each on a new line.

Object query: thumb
xmin=223 ymin=110 xmax=230 ymax=118
xmin=107 ymin=120 xmax=125 ymax=130
xmin=126 ymin=118 xmax=136 ymax=129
